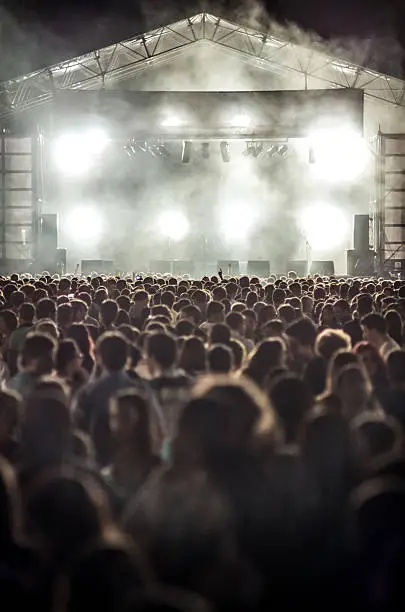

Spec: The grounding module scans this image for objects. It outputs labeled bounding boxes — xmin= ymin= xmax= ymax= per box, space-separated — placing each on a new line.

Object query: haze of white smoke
xmin=0 ymin=0 xmax=401 ymax=272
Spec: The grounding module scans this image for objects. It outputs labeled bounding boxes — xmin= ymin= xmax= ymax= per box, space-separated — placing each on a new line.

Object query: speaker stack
xmin=347 ymin=214 xmax=375 ymax=276
xmin=37 ymin=214 xmax=59 ymax=273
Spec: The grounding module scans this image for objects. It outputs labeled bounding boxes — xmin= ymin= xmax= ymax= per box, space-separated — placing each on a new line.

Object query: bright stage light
xmin=308 ymin=127 xmax=370 ymax=182
xmin=300 ymin=203 xmax=349 ymax=251
xmin=53 ymin=128 xmax=109 ymax=176
xmin=232 ymin=114 xmax=251 ymax=128
xmin=220 ymin=201 xmax=257 ymax=242
xmin=65 ymin=207 xmax=103 ymax=242
xmin=161 ymin=115 xmax=182 ymax=128
xmin=158 ymin=210 xmax=189 ymax=241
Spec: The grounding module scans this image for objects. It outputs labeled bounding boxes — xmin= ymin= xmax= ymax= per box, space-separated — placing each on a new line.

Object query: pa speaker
xmin=56 ymin=249 xmax=67 ymax=274
xmin=172 ymin=260 xmax=194 ymax=276
xmin=287 ymin=260 xmax=308 ymax=277
xmin=347 ymin=250 xmax=375 ymax=276
xmin=247 ymin=260 xmax=270 ymax=277
xmin=81 ymin=260 xmax=114 ymax=275
xmin=354 ymin=214 xmax=369 ymax=252
xmin=217 ymin=260 xmax=240 ymax=276
xmin=149 ymin=260 xmax=171 ymax=274
xmin=39 ymin=214 xmax=58 ymax=253
xmin=310 ymin=260 xmax=335 ymax=276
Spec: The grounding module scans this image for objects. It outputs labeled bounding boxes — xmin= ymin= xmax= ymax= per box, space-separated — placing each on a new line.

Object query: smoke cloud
xmin=0 ymin=0 xmax=402 ymax=273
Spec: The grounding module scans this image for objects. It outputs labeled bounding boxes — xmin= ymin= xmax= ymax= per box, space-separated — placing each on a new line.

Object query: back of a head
xmin=179 ymin=336 xmax=206 ymax=374
xmin=357 ymin=293 xmax=373 ymax=317
xmin=19 ymin=302 xmax=35 ymax=324
xmin=206 ymin=300 xmax=225 ymax=322
xmin=10 ymin=291 xmax=24 ymax=310
xmin=286 ymin=317 xmax=317 ymax=347
xmin=316 ymin=329 xmax=351 ymax=362
xmin=67 ymin=323 xmax=91 ymax=356
xmin=278 ymin=304 xmax=296 ymax=324
xmin=57 ymin=339 xmax=81 ymax=373
xmin=228 ymin=339 xmax=246 ymax=370
xmin=21 ymin=332 xmax=57 ymax=375
xmin=146 ymin=332 xmax=177 ymax=371
xmin=176 ymin=376 xmax=274 ymax=460
xmin=100 ymin=299 xmax=119 ymax=326
xmin=351 ymin=411 xmax=402 ymax=465
xmin=326 ymin=350 xmax=359 ymax=394
xmin=361 ymin=313 xmax=386 ymax=335
xmin=250 ymin=338 xmax=285 ymax=371
xmin=225 ymin=311 xmax=244 ymax=332
xmin=209 ymin=323 xmax=231 ymax=345
xmin=36 ymin=297 xmax=56 ymax=321
xmin=208 ymin=344 xmax=234 ymax=374
xmin=97 ymin=332 xmax=129 ymax=372
xmin=269 ymin=374 xmax=313 ymax=444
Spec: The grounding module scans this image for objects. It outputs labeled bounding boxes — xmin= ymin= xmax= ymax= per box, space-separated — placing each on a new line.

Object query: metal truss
xmin=1 ymin=12 xmax=405 ymax=118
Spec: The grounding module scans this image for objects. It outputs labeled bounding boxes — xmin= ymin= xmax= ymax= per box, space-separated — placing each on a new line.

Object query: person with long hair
xmin=104 ymin=390 xmax=161 ymax=503
xmin=354 ymin=341 xmax=390 ymax=408
xmin=335 ymin=364 xmax=380 ymax=420
xmin=178 ymin=337 xmax=207 ymax=378
xmin=384 ymin=309 xmax=403 ymax=347
xmin=66 ymin=324 xmax=95 ymax=376
xmin=243 ymin=338 xmax=286 ymax=388
xmin=56 ymin=339 xmax=89 ymax=395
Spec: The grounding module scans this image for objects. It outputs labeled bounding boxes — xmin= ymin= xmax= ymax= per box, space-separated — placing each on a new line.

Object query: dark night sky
xmin=0 ymin=0 xmax=404 ymax=80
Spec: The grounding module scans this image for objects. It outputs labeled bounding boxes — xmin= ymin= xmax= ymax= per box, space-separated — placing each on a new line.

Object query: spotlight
xmin=308 ymin=127 xmax=370 ymax=182
xmin=220 ymin=200 xmax=258 ymax=242
xmin=124 ymin=144 xmax=135 ymax=157
xmin=267 ymin=145 xmax=279 ymax=158
xmin=244 ymin=142 xmax=263 ymax=158
xmin=65 ymin=207 xmax=103 ymax=243
xmin=182 ymin=141 xmax=192 ymax=163
xmin=300 ymin=203 xmax=349 ymax=251
xmin=201 ymin=142 xmax=210 ymax=159
xmin=278 ymin=144 xmax=288 ymax=157
xmin=158 ymin=210 xmax=189 ymax=241
xmin=161 ymin=115 xmax=182 ymax=128
xmin=156 ymin=143 xmax=170 ymax=157
xmin=53 ymin=128 xmax=109 ymax=176
xmin=232 ymin=114 xmax=251 ymax=128
xmin=220 ymin=141 xmax=230 ymax=163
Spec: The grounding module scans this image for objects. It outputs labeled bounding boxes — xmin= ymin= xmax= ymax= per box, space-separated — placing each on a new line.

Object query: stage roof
xmin=1 ymin=11 xmax=405 ymax=118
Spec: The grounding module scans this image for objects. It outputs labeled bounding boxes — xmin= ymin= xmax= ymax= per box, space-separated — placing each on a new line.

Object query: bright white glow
xmin=309 ymin=127 xmax=370 ymax=182
xmin=158 ymin=210 xmax=189 ymax=241
xmin=65 ymin=207 xmax=103 ymax=242
xmin=220 ymin=200 xmax=258 ymax=242
xmin=232 ymin=114 xmax=251 ymax=128
xmin=161 ymin=115 xmax=182 ymax=128
xmin=300 ymin=203 xmax=349 ymax=251
xmin=53 ymin=128 xmax=109 ymax=176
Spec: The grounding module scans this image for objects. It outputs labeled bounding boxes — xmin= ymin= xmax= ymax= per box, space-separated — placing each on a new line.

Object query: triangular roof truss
xmin=1 ymin=12 xmax=405 ymax=118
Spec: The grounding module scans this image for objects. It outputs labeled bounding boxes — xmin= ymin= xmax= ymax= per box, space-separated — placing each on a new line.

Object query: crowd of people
xmin=0 ymin=269 xmax=405 ymax=610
